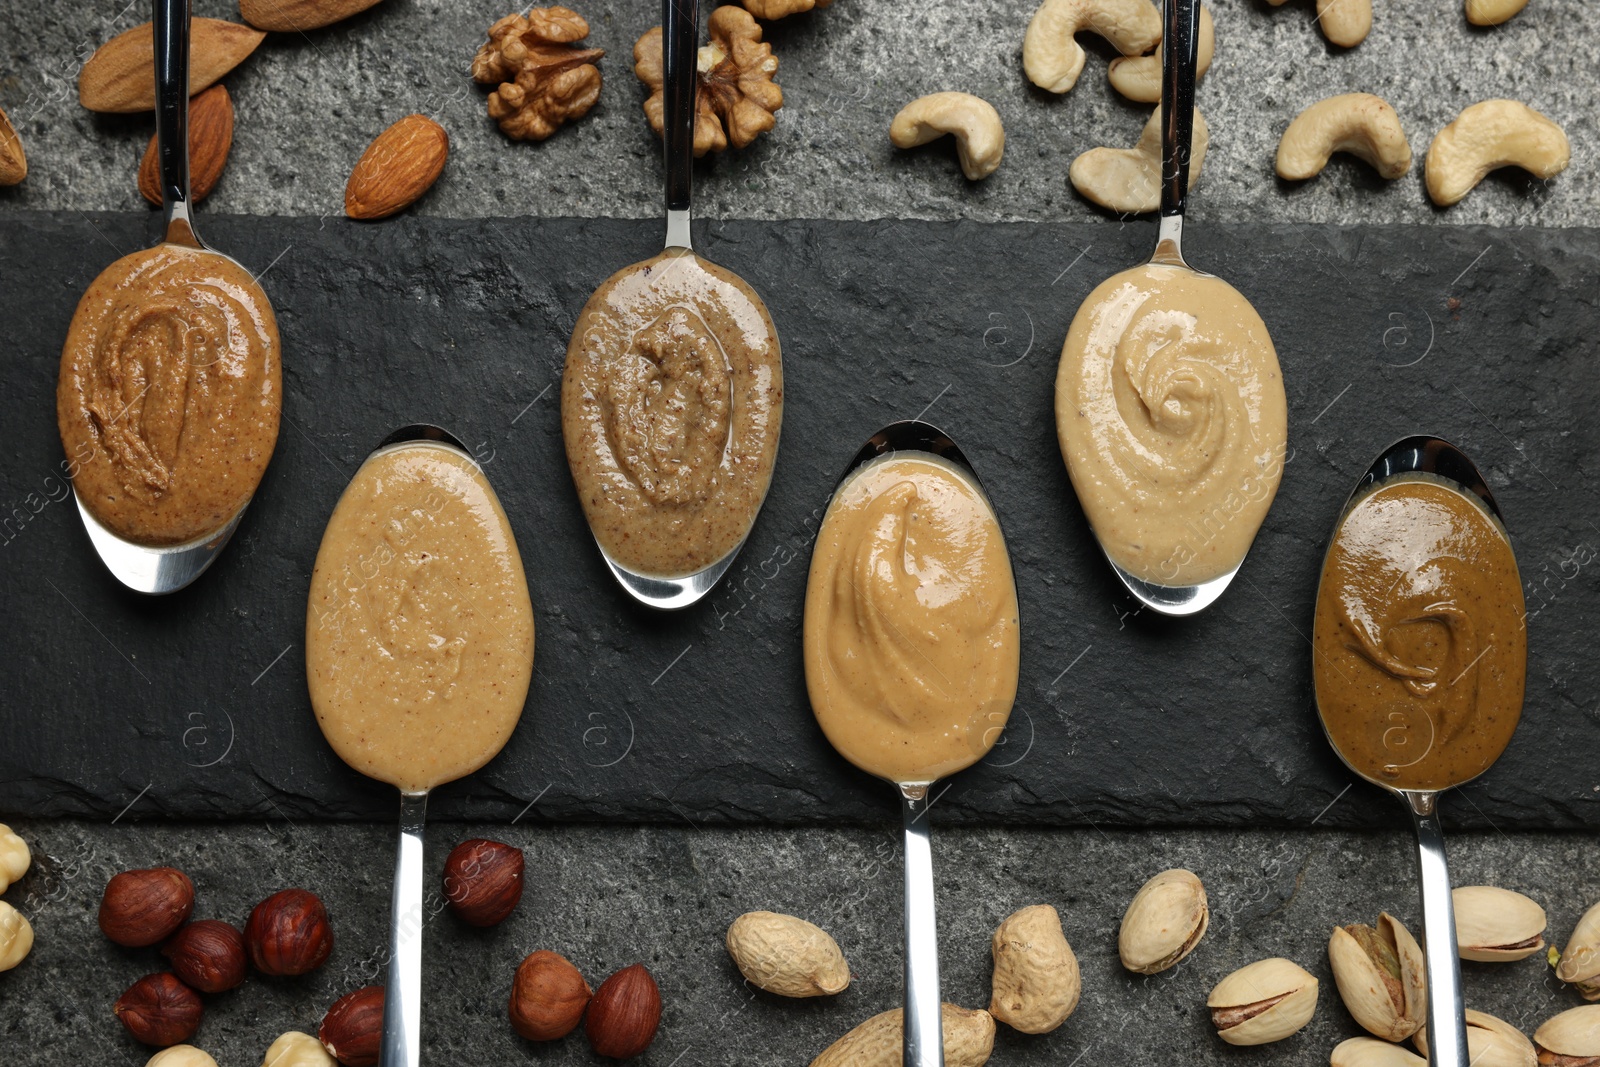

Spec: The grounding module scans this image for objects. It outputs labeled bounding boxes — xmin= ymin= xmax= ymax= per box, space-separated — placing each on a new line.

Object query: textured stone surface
xmin=2 ymin=211 xmax=1598 ymax=829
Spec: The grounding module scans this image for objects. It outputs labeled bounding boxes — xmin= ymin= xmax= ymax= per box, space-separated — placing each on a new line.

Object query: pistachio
xmin=1331 ymin=1036 xmax=1427 ymax=1066
xmin=1415 ymin=1009 xmax=1537 ymax=1067
xmin=1533 ymin=1004 xmax=1600 ymax=1066
xmin=1119 ymin=868 xmax=1208 ymax=975
xmin=1454 ymin=886 xmax=1547 ymax=962
xmin=1556 ymin=902 xmax=1600 ymax=1001
xmin=1328 ymin=912 xmax=1427 ymax=1040
xmin=1207 ymin=957 xmax=1319 ymax=1045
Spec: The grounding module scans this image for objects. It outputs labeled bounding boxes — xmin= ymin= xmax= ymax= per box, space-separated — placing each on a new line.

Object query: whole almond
xmin=344 ymin=114 xmax=448 ymax=220
xmin=240 ymin=0 xmax=386 ymax=32
xmin=79 ymin=19 xmax=265 ymax=113
xmin=138 ymin=84 xmax=235 ymax=206
xmin=0 ymin=107 xmax=25 ymax=186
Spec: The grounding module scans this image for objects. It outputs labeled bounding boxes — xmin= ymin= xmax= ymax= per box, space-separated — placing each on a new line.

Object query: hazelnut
xmin=145 ymin=1046 xmax=220 ymax=1067
xmin=318 ymin=985 xmax=385 ymax=1067
xmin=585 ymin=963 xmax=662 ymax=1059
xmin=100 ymin=868 xmax=195 ymax=947
xmin=509 ymin=950 xmax=592 ymax=1041
xmin=442 ymin=839 xmax=524 ymax=927
xmin=161 ymin=919 xmax=247 ymax=993
xmin=115 ymin=972 xmax=203 ymax=1047
xmin=262 ymin=1031 xmax=337 ymax=1067
xmin=245 ymin=888 xmax=334 ymax=976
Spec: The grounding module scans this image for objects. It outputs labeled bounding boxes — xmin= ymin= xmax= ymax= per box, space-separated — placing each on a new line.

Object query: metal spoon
xmin=72 ymin=0 xmax=273 ymax=594
xmin=1313 ymin=435 xmax=1522 ymax=1067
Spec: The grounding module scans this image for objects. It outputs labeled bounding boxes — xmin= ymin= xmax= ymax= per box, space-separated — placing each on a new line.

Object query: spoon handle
xmin=151 ymin=0 xmax=197 ymax=246
xmin=901 ymin=786 xmax=945 ymax=1067
xmin=379 ymin=791 xmax=429 ymax=1067
xmin=661 ymin=0 xmax=696 ymax=249
xmin=1157 ymin=0 xmax=1201 ymax=221
xmin=1408 ymin=796 xmax=1471 ymax=1067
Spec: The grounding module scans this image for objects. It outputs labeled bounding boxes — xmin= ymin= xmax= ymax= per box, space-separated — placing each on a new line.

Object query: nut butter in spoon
xmin=56 ymin=0 xmax=280 ymax=593
xmin=804 ymin=421 xmax=1020 ymax=1066
xmin=306 ymin=426 xmax=535 ymax=1067
xmin=561 ymin=0 xmax=782 ymax=610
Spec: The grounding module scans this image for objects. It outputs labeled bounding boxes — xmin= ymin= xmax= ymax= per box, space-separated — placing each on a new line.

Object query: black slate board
xmin=2 ymin=210 xmax=1598 ymax=831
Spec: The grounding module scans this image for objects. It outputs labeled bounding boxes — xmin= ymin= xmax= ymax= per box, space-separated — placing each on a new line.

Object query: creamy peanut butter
xmin=1314 ymin=477 xmax=1525 ymax=791
xmin=1055 ymin=263 xmax=1287 ymax=586
xmin=306 ymin=442 xmax=535 ymax=794
xmin=562 ymin=249 xmax=782 ymax=578
xmin=57 ymin=242 xmax=281 ymax=546
xmin=803 ymin=454 xmax=1020 ymax=784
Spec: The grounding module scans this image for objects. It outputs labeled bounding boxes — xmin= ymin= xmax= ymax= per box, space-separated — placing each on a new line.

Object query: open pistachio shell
xmin=1454 ymin=886 xmax=1547 ymax=962
xmin=1207 ymin=957 xmax=1318 ymax=1046
xmin=1557 ymin=901 xmax=1600 ymax=1001
xmin=1331 ymin=1036 xmax=1427 ymax=1067
xmin=1415 ymin=1009 xmax=1537 ymax=1067
xmin=1533 ymin=1004 xmax=1600 ymax=1065
xmin=1119 ymin=868 xmax=1208 ymax=975
xmin=1329 ymin=912 xmax=1427 ymax=1041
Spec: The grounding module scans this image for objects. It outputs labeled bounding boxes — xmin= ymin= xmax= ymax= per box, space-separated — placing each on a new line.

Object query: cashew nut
xmin=890 ymin=92 xmax=1005 ymax=181
xmin=1276 ymin=93 xmax=1410 ymax=180
xmin=1465 ymin=0 xmax=1530 ymax=25
xmin=1070 ymin=105 xmax=1209 ymax=215
xmin=1023 ymin=0 xmax=1161 ymax=94
xmin=1424 ymin=99 xmax=1569 ymax=207
xmin=1266 ymin=0 xmax=1370 ymax=48
xmin=1107 ymin=4 xmax=1213 ymax=103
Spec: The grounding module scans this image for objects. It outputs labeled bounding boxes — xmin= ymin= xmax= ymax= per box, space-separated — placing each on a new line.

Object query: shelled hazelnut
xmin=162 ymin=919 xmax=248 ymax=993
xmin=319 ymin=986 xmax=384 ymax=1067
xmin=442 ymin=839 xmax=524 ymax=927
xmin=509 ymin=950 xmax=591 ymax=1041
xmin=245 ymin=889 xmax=333 ymax=976
xmin=586 ymin=963 xmax=661 ymax=1058
xmin=100 ymin=868 xmax=196 ymax=948
xmin=115 ymin=972 xmax=203 ymax=1047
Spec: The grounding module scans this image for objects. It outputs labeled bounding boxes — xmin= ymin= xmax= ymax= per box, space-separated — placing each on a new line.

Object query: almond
xmin=79 ymin=19 xmax=265 ymax=114
xmin=0 ymin=107 xmax=25 ymax=186
xmin=138 ymin=84 xmax=235 ymax=206
xmin=240 ymin=0 xmax=386 ymax=32
xmin=344 ymin=114 xmax=449 ymax=220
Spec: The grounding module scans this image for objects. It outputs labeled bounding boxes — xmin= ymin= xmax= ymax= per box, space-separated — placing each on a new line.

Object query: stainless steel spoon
xmin=1314 ymin=435 xmax=1522 ymax=1067
xmin=72 ymin=0 xmax=271 ymax=595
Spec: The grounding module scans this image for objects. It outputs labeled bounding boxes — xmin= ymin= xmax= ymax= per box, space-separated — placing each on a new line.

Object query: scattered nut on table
xmin=1327 ymin=911 xmax=1426 ymax=1040
xmin=1556 ymin=900 xmax=1600 ymax=1001
xmin=988 ymin=904 xmax=1080 ymax=1034
xmin=1022 ymin=0 xmax=1161 ymax=94
xmin=889 ymin=92 xmax=1005 ymax=181
xmin=1276 ymin=93 xmax=1410 ymax=181
xmin=240 ymin=0 xmax=385 ymax=33
xmin=319 ymin=986 xmax=384 ymax=1067
xmin=1208 ymin=957 xmax=1319 ymax=1045
xmin=473 ymin=8 xmax=604 ymax=142
xmin=1533 ymin=1005 xmax=1600 ymax=1065
xmin=100 ymin=867 xmax=196 ymax=947
xmin=1107 ymin=3 xmax=1213 ymax=103
xmin=1071 ymin=105 xmax=1209 ymax=217
xmin=161 ymin=919 xmax=248 ymax=994
xmin=1118 ymin=868 xmax=1208 ymax=974
xmin=442 ymin=838 xmax=524 ymax=926
xmin=1425 ymin=100 xmax=1570 ymax=207
xmin=726 ymin=910 xmax=850 ymax=997
xmin=509 ymin=949 xmax=592 ymax=1040
xmin=635 ymin=6 xmax=782 ymax=156
xmin=1414 ymin=1009 xmax=1537 ymax=1067
xmin=77 ymin=18 xmax=265 ymax=113
xmin=1331 ymin=1035 xmax=1427 ymax=1066
xmin=0 ymin=900 xmax=33 ymax=972
xmin=1453 ymin=885 xmax=1547 ymax=961
xmin=1265 ymin=0 xmax=1370 ymax=47
xmin=0 ymin=109 xmax=26 ymax=187
xmin=810 ymin=1003 xmax=995 ymax=1067
xmin=1465 ymin=0 xmax=1530 ymax=25
xmin=138 ymin=84 xmax=233 ymax=207
xmin=146 ymin=1046 xmax=219 ymax=1067
xmin=245 ymin=888 xmax=334 ymax=976
xmin=740 ymin=0 xmax=833 ymax=18
xmin=262 ymin=1031 xmax=337 ymax=1067
xmin=116 ymin=972 xmax=204 ymax=1047
xmin=586 ymin=963 xmax=662 ymax=1059
xmin=0 ymin=823 xmax=30 ymax=892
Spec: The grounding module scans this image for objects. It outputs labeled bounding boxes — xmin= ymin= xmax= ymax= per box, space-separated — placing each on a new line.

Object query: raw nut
xmin=509 ymin=950 xmax=592 ymax=1041
xmin=344 ymin=114 xmax=449 ymax=221
xmin=1328 ymin=912 xmax=1427 ymax=1040
xmin=1119 ymin=868 xmax=1208 ymax=974
xmin=79 ymin=19 xmax=265 ymax=113
xmin=1207 ymin=957 xmax=1319 ymax=1045
xmin=442 ymin=839 xmax=524 ymax=927
xmin=115 ymin=973 xmax=204 ymax=1047
xmin=1106 ymin=2 xmax=1212 ymax=103
xmin=634 ymin=6 xmax=783 ymax=156
xmin=1331 ymin=1036 xmax=1428 ymax=1066
xmin=245 ymin=888 xmax=334 ymax=976
xmin=100 ymin=867 xmax=196 ymax=947
xmin=262 ymin=1031 xmax=337 ymax=1067
xmin=1454 ymin=886 xmax=1547 ymax=961
xmin=147 ymin=1046 xmax=220 ymax=1067
xmin=585 ymin=963 xmax=662 ymax=1059
xmin=988 ymin=904 xmax=1080 ymax=1034
xmin=742 ymin=0 xmax=834 ymax=15
xmin=1558 ymin=902 xmax=1600 ymax=1001
xmin=162 ymin=919 xmax=248 ymax=994
xmin=139 ymin=84 xmax=234 ymax=207
xmin=1415 ymin=1009 xmax=1537 ymax=1067
xmin=1534 ymin=1005 xmax=1600 ymax=1066
xmin=0 ymin=113 xmax=25 ymax=187
xmin=810 ymin=1003 xmax=996 ymax=1067
xmin=0 ymin=901 xmax=33 ymax=971
xmin=1072 ymin=106 xmax=1209 ymax=216
xmin=1424 ymin=100 xmax=1570 ymax=208
xmin=319 ymin=986 xmax=384 ymax=1067
xmin=725 ymin=911 xmax=850 ymax=997
xmin=888 ymin=92 xmax=1005 ymax=181
xmin=1021 ymin=0 xmax=1162 ymax=95
xmin=240 ymin=0 xmax=386 ymax=32
xmin=0 ymin=823 xmax=30 ymax=892
xmin=473 ymin=9 xmax=605 ymax=142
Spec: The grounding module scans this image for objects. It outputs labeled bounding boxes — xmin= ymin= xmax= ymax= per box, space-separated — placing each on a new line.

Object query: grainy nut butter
xmin=804 ymin=454 xmax=1019 ymax=784
xmin=562 ymin=249 xmax=782 ymax=578
xmin=306 ymin=442 xmax=534 ymax=793
xmin=1314 ymin=477 xmax=1525 ymax=791
xmin=57 ymin=243 xmax=281 ymax=545
xmin=1055 ymin=263 xmax=1287 ymax=585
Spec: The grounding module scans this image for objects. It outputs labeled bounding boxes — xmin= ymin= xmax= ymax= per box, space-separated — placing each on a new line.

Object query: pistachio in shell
xmin=1331 ymin=1036 xmax=1427 ymax=1066
xmin=1532 ymin=1004 xmax=1600 ymax=1066
xmin=1453 ymin=886 xmax=1547 ymax=962
xmin=1328 ymin=912 xmax=1427 ymax=1040
xmin=988 ymin=904 xmax=1080 ymax=1034
xmin=1414 ymin=1009 xmax=1536 ymax=1067
xmin=1118 ymin=868 xmax=1208 ymax=975
xmin=1206 ymin=957 xmax=1319 ymax=1046
xmin=1556 ymin=901 xmax=1600 ymax=1001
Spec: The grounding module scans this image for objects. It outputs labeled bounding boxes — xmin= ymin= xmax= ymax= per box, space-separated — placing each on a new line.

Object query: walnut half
xmin=633 ymin=6 xmax=782 ymax=157
xmin=472 ymin=7 xmax=604 ymax=142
